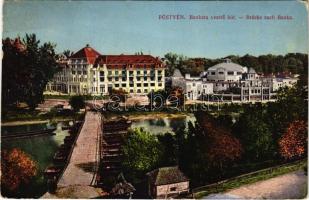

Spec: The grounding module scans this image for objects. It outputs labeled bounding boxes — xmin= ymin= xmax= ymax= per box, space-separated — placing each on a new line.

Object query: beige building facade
xmin=46 ymin=45 xmax=165 ymax=96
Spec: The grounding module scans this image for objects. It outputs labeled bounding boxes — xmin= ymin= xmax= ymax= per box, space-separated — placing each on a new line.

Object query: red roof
xmin=95 ymin=55 xmax=163 ymax=68
xmin=69 ymin=45 xmax=163 ymax=68
xmin=70 ymin=45 xmax=101 ymax=64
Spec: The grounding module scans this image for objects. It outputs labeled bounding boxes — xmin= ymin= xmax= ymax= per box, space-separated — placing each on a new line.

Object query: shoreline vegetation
xmin=192 ymin=159 xmax=307 ymax=198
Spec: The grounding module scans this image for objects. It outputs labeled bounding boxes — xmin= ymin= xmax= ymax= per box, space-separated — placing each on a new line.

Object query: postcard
xmin=1 ymin=0 xmax=308 ymax=199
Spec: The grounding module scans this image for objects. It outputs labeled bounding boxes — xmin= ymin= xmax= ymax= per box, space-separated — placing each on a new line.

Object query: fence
xmin=192 ymin=159 xmax=307 ymax=198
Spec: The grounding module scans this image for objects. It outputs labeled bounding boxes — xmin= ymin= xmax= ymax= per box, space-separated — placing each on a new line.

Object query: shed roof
xmin=172 ymin=69 xmax=184 ymax=78
xmin=147 ymin=166 xmax=189 ymax=186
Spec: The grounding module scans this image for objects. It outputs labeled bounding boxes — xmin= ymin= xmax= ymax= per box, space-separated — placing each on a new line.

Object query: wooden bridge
xmin=57 ymin=111 xmax=102 ymax=187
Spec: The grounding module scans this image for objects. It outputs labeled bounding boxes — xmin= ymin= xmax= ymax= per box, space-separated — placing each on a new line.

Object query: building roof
xmin=70 ymin=44 xmax=101 ymax=64
xmin=95 ymin=54 xmax=162 ymax=67
xmin=147 ymin=166 xmax=189 ymax=186
xmin=172 ymin=69 xmax=184 ymax=78
xmin=207 ymin=59 xmax=245 ymax=72
xmin=248 ymin=68 xmax=256 ymax=74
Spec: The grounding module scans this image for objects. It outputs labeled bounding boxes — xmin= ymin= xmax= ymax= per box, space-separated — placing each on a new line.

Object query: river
xmin=1 ymin=122 xmax=70 ymax=198
xmin=1 ymin=115 xmax=195 ymax=197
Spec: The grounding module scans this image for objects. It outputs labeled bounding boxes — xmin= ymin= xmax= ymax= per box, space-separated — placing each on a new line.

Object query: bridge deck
xmin=57 ymin=111 xmax=102 ymax=187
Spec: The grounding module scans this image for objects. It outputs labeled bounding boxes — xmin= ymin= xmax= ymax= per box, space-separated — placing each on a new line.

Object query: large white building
xmin=46 ymin=45 xmax=165 ymax=96
xmin=171 ymin=58 xmax=298 ymax=101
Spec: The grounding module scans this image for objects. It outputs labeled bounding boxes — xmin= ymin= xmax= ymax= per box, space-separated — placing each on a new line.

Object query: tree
xmin=279 ymin=120 xmax=307 ymax=160
xmin=266 ymin=83 xmax=307 ymax=141
xmin=177 ymin=112 xmax=242 ymax=185
xmin=122 ymin=128 xmax=163 ymax=174
xmin=195 ymin=112 xmax=243 ymax=168
xmin=233 ymin=105 xmax=274 ymax=160
xmin=1 ymin=148 xmax=37 ymax=194
xmin=2 ymin=34 xmax=58 ymax=111
xmin=110 ymin=88 xmax=128 ymax=103
xmin=157 ymin=132 xmax=177 ymax=166
xmin=164 ymin=53 xmax=179 ymax=76
xmin=62 ymin=49 xmax=74 ymax=58
xmin=69 ymin=95 xmax=85 ymax=112
xmin=147 ymin=89 xmax=168 ymax=109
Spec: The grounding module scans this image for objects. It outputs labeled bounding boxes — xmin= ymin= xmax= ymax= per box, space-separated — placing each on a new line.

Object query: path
xmin=205 ymin=170 xmax=307 ymax=199
xmin=57 ymin=111 xmax=102 ymax=187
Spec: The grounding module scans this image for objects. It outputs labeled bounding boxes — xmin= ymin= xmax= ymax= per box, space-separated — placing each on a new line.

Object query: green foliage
xmin=122 ymin=128 xmax=163 ymax=182
xmin=147 ymin=89 xmax=168 ymax=108
xmin=233 ymin=108 xmax=274 ymax=161
xmin=69 ymin=95 xmax=85 ymax=112
xmin=266 ymin=83 xmax=307 ymax=140
xmin=110 ymin=88 xmax=128 ymax=103
xmin=2 ymin=34 xmax=58 ymax=111
xmin=165 ymin=52 xmax=307 ymax=78
xmin=157 ymin=132 xmax=178 ymax=166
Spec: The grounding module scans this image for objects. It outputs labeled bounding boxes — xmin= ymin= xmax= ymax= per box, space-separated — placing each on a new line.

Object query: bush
xmin=69 ymin=95 xmax=85 ymax=112
xmin=1 ymin=148 xmax=37 ymax=196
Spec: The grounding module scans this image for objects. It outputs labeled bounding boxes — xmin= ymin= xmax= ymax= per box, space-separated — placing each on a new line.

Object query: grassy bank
xmin=193 ymin=159 xmax=307 ymax=198
xmin=2 ymin=110 xmax=84 ymax=125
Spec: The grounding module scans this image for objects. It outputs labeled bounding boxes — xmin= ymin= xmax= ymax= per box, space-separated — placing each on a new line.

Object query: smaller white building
xmin=171 ymin=69 xmax=213 ymax=100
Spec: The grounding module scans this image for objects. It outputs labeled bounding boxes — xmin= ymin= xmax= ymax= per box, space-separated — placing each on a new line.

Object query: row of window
xmin=210 ymin=71 xmax=242 ymax=75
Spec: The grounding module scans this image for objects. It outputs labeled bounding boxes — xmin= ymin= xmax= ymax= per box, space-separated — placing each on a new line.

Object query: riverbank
xmin=1 ymin=117 xmax=79 ymax=127
xmin=103 ymin=111 xmax=192 ymax=122
xmin=127 ymin=112 xmax=191 ymax=121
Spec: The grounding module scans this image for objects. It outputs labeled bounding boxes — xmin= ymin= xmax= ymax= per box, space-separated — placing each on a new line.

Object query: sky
xmin=2 ymin=1 xmax=308 ymax=58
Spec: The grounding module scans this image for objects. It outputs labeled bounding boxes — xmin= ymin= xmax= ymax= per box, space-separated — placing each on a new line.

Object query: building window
xmin=137 ymin=89 xmax=141 ymax=93
xmin=115 ymin=71 xmax=119 ymax=75
xmin=129 ymin=71 xmax=134 ymax=76
xmin=144 ymin=77 xmax=147 ymax=81
xmin=129 ymin=84 xmax=134 ymax=87
xmin=211 ymin=72 xmax=215 ymax=75
xmin=151 ymin=83 xmax=155 ymax=87
xmin=122 ymin=84 xmax=126 ymax=87
xmin=115 ymin=77 xmax=119 ymax=81
xmin=108 ymin=77 xmax=112 ymax=81
xmin=137 ymin=77 xmax=141 ymax=81
xmin=144 ymin=83 xmax=148 ymax=87
xmin=237 ymin=72 xmax=242 ymax=75
xmin=227 ymin=71 xmax=234 ymax=75
xmin=158 ymin=83 xmax=162 ymax=87
xmin=150 ymin=77 xmax=155 ymax=81
xmin=115 ymin=84 xmax=119 ymax=87
xmin=72 ymin=71 xmax=76 ymax=75
xmin=108 ymin=70 xmax=112 ymax=76
xmin=130 ymin=89 xmax=134 ymax=93
xmin=219 ymin=71 xmax=224 ymax=75
xmin=122 ymin=77 xmax=127 ymax=81
xmin=137 ymin=83 xmax=141 ymax=87
xmin=170 ymin=187 xmax=177 ymax=192
xmin=83 ymin=71 xmax=87 ymax=75
xmin=100 ymin=71 xmax=104 ymax=76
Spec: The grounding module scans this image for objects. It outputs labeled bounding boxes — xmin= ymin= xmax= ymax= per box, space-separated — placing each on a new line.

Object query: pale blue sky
xmin=3 ymin=1 xmax=308 ymax=58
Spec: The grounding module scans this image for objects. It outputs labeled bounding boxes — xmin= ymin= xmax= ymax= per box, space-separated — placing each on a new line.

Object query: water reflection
xmin=131 ymin=114 xmax=196 ymax=134
xmin=1 ymin=122 xmax=70 ymax=198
